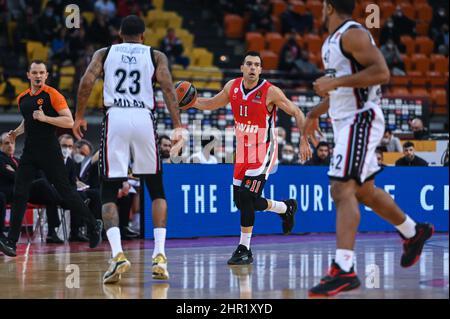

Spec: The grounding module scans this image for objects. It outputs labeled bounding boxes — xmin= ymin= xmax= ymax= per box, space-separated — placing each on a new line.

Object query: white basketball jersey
xmin=321 ymin=20 xmax=382 ymax=120
xmin=103 ymin=43 xmax=155 ymax=110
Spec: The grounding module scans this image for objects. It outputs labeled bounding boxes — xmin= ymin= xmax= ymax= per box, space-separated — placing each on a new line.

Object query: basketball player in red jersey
xmin=191 ymin=51 xmax=312 ymax=264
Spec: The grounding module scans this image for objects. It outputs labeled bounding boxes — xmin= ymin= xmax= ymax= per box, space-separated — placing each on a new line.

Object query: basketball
xmin=175 ymin=81 xmax=197 ymax=110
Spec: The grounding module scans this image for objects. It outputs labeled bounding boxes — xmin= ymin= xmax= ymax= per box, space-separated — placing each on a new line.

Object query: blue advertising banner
xmin=144 ymin=165 xmax=449 ymax=238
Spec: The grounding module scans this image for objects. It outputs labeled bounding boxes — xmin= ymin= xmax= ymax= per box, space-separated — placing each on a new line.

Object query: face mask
xmin=282 ymin=154 xmax=294 ymax=162
xmin=387 ymin=22 xmax=394 ymax=28
xmin=382 ymin=138 xmax=390 ymax=144
xmin=387 ymin=43 xmax=394 ymax=50
xmin=73 ymin=153 xmax=85 ymax=164
xmin=61 ymin=147 xmax=72 ymax=159
xmin=277 ymin=137 xmax=285 ymax=144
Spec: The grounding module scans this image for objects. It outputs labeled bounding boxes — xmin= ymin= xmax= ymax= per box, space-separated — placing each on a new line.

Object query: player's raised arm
xmin=154 ymin=50 xmax=182 ymax=129
xmin=267 ymin=85 xmax=312 ymax=161
xmin=314 ymin=29 xmax=390 ymax=97
xmin=192 ymin=80 xmax=233 ymax=110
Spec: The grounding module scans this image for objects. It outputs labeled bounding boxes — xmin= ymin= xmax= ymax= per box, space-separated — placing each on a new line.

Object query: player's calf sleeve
xmin=239 ymin=190 xmax=255 ymax=227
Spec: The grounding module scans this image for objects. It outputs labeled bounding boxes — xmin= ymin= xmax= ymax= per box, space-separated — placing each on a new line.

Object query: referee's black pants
xmin=8 ymin=146 xmax=97 ymax=242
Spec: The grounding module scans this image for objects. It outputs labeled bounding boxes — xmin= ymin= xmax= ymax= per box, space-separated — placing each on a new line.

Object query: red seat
xmin=265 ymin=32 xmax=286 ymax=55
xmin=400 ymin=36 xmax=414 ymax=56
xmin=224 ymin=14 xmax=244 ymax=39
xmin=304 ymin=34 xmax=322 ymax=52
xmin=431 ymin=89 xmax=447 ymax=107
xmin=399 ymin=3 xmax=415 ymax=20
xmin=305 ymin=0 xmax=322 ymax=20
xmin=415 ymin=36 xmax=434 ymax=55
xmin=260 ymin=50 xmax=279 ymax=70
xmin=390 ymin=76 xmax=409 ymax=87
xmin=271 ymin=0 xmax=287 ymax=17
xmin=411 ymin=54 xmax=430 ymax=75
xmin=246 ymin=32 xmax=265 ymax=51
xmin=416 ymin=3 xmax=433 ymax=23
xmin=430 ymin=54 xmax=449 ymax=76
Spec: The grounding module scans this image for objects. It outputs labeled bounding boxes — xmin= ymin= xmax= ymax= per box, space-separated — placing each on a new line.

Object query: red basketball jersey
xmin=230 ymin=77 xmax=277 ymax=165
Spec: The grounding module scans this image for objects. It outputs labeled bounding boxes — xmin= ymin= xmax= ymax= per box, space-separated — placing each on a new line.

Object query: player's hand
xmin=73 ymin=117 xmax=87 ymax=140
xmin=313 ymin=76 xmax=337 ymax=97
xmin=170 ymin=127 xmax=186 ymax=160
xmin=299 ymin=136 xmax=312 ymax=162
xmin=33 ymin=105 xmax=47 ymax=122
xmin=303 ymin=113 xmax=322 ymax=147
xmin=118 ymin=181 xmax=130 ymax=198
xmin=7 ymin=130 xmax=16 ymax=143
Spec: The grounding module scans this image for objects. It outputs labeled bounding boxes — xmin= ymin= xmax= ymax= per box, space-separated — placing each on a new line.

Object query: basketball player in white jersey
xmin=73 ymin=15 xmax=182 ymax=284
xmin=303 ymin=0 xmax=434 ymax=297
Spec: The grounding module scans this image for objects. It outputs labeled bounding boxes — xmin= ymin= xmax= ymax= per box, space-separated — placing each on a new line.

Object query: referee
xmin=0 ymin=60 xmax=102 ymax=257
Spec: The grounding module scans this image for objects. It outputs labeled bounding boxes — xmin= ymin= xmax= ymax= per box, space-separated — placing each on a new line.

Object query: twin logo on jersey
xmin=121 ymin=55 xmax=137 ymax=64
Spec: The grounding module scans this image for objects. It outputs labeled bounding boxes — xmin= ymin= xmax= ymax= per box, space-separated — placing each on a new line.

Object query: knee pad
xmin=233 ymin=186 xmax=241 ymax=210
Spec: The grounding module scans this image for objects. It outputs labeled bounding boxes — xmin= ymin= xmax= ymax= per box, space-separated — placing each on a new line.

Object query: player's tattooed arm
xmin=314 ymin=29 xmax=390 ymax=96
xmin=76 ymin=48 xmax=107 ymax=119
xmin=193 ymin=80 xmax=233 ymax=110
xmin=154 ymin=50 xmax=182 ymax=128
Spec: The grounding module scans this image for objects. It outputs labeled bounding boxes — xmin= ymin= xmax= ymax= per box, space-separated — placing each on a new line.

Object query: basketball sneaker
xmin=103 ymin=252 xmax=131 ymax=284
xmin=0 ymin=237 xmax=16 ymax=257
xmin=152 ymin=253 xmax=170 ymax=280
xmin=400 ymin=223 xmax=434 ymax=268
xmin=280 ymin=199 xmax=298 ymax=234
xmin=227 ymin=244 xmax=253 ymax=265
xmin=309 ymin=260 xmax=361 ymax=297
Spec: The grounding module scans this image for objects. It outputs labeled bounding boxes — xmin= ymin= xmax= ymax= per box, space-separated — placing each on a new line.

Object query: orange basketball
xmin=175 ymin=81 xmax=197 ymax=110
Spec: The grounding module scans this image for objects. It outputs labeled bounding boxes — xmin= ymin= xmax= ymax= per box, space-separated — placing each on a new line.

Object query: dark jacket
xmin=0 ymin=151 xmax=19 ymax=196
xmin=395 ymin=156 xmax=429 ymax=167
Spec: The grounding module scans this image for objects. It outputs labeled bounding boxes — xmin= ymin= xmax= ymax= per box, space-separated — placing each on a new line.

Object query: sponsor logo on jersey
xmin=235 ymin=122 xmax=259 ymax=134
xmin=252 ymin=90 xmax=262 ymax=103
xmin=121 ymin=55 xmax=137 ymax=64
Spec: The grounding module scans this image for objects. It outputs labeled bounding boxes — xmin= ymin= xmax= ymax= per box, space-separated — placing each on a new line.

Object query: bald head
xmin=411 ymin=118 xmax=424 ymax=132
xmin=0 ymin=132 xmax=15 ymax=156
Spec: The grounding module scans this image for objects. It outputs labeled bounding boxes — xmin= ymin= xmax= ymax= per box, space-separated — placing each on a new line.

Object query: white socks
xmin=106 ymin=227 xmax=123 ymax=257
xmin=266 ymin=200 xmax=287 ymax=214
xmin=239 ymin=232 xmax=252 ymax=249
xmin=153 ymin=228 xmax=166 ymax=258
xmin=395 ymin=215 xmax=417 ymax=239
xmin=335 ymin=249 xmax=354 ymax=272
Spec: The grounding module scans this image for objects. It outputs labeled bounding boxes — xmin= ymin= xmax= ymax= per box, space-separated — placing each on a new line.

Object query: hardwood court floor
xmin=0 ymin=233 xmax=447 ymax=299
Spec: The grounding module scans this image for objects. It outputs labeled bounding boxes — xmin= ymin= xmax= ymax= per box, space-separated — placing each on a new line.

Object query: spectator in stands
xmin=94 ymin=0 xmax=117 ymax=20
xmin=409 ymin=118 xmax=430 ymax=140
xmin=380 ymin=18 xmax=401 ymax=46
xmin=51 ymin=28 xmax=71 ymax=66
xmin=247 ymin=0 xmax=274 ymax=33
xmin=279 ymin=35 xmax=301 ymax=71
xmin=276 ymin=126 xmax=287 ymax=147
xmin=68 ymin=26 xmax=89 ymax=64
xmin=391 ymin=6 xmax=416 ymax=38
xmin=380 ymin=128 xmax=403 ymax=152
xmin=430 ymin=7 xmax=448 ymax=40
xmin=0 ymin=132 xmax=63 ymax=243
xmin=443 ymin=142 xmax=449 ymax=167
xmin=159 ymin=135 xmax=172 ymax=164
xmin=380 ymin=38 xmax=405 ymax=76
xmin=293 ymin=50 xmax=319 ymax=74
xmin=0 ymin=69 xmax=15 ymax=109
xmin=304 ymin=141 xmax=330 ymax=166
xmin=88 ymin=12 xmax=112 ymax=47
xmin=160 ymin=28 xmax=190 ymax=69
xmin=280 ymin=4 xmax=313 ymax=35
xmin=117 ymin=0 xmax=142 ymax=18
xmin=38 ymin=2 xmax=61 ymax=43
xmin=435 ymin=24 xmax=449 ymax=56
xmin=395 ymin=141 xmax=428 ymax=166
xmin=375 ymin=148 xmax=386 ymax=167
xmin=280 ymin=143 xmax=298 ymax=165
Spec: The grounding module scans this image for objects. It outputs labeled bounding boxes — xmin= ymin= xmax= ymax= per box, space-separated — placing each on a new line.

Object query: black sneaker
xmin=88 ymin=219 xmax=103 ymax=249
xmin=400 ymin=223 xmax=434 ymax=268
xmin=46 ymin=232 xmax=64 ymax=244
xmin=280 ymin=199 xmax=297 ymax=234
xmin=309 ymin=260 xmax=361 ymax=297
xmin=227 ymin=244 xmax=253 ymax=265
xmin=0 ymin=237 xmax=17 ymax=257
